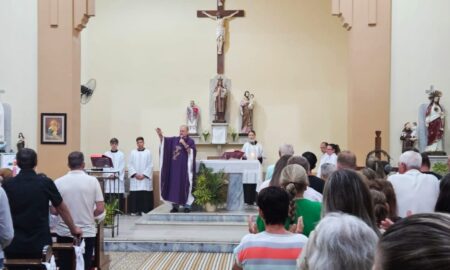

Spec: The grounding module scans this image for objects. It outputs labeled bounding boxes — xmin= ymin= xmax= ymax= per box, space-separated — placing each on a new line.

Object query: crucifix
xmin=197 ymin=0 xmax=245 ymax=74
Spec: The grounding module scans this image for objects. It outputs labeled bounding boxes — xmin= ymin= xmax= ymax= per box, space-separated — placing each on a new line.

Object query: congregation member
xmin=301 ymin=152 xmax=325 ymax=193
xmin=298 ymin=213 xmax=378 ymax=270
xmin=257 ymin=155 xmax=291 ymax=192
xmin=0 ymin=186 xmax=13 ymax=269
xmin=370 ymin=190 xmax=390 ymax=227
xmin=286 ymin=156 xmax=322 ymax=202
xmin=234 ymin=186 xmax=308 ymax=270
xmin=319 ymin=163 xmax=336 ymax=181
xmin=435 ymin=173 xmax=450 ymax=213
xmin=241 ymin=130 xmax=264 ymax=205
xmin=336 ymin=150 xmax=357 ymax=170
xmin=128 ymin=137 xmax=154 ymax=215
xmin=367 ymin=179 xmax=399 ymax=222
xmin=104 ymin=137 xmax=126 ymax=211
xmin=0 ymin=168 xmax=13 ymax=184
xmin=3 ymin=149 xmax=81 ymax=260
xmin=255 ymin=165 xmax=321 ymax=237
xmin=265 ymin=144 xmax=294 ymax=181
xmin=323 ymin=169 xmax=380 ymax=234
xmin=317 ymin=143 xmax=338 ymax=178
xmin=420 ymin=152 xmax=442 ymax=179
xmin=54 ymin=151 xmax=105 ymax=270
xmin=374 ymin=213 xmax=450 ymax=270
xmin=157 ymin=125 xmax=196 ymax=213
xmin=388 ymin=151 xmax=439 ymax=217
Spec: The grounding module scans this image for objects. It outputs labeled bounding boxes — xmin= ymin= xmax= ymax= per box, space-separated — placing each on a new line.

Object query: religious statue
xmin=213 ymin=78 xmax=227 ymax=123
xmin=240 ymin=91 xmax=254 ymax=134
xmin=418 ymin=86 xmax=446 ymax=152
xmin=186 ymin=100 xmax=200 ymax=135
xmin=400 ymin=122 xmax=417 ymax=152
xmin=201 ymin=10 xmax=240 ymax=55
xmin=218 ymin=0 xmax=224 ymax=7
xmin=16 ymin=132 xmax=25 ymax=152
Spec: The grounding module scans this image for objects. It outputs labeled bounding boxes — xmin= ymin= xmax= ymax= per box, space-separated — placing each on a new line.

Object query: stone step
xmin=103 ymin=204 xmax=256 ymax=253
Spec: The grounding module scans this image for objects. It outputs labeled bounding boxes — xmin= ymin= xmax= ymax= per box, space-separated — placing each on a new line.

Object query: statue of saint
xmin=17 ymin=132 xmax=25 ymax=152
xmin=425 ymin=90 xmax=445 ymax=151
xmin=187 ymin=100 xmax=200 ymax=135
xmin=213 ymin=78 xmax=227 ymax=123
xmin=418 ymin=87 xmax=445 ymax=152
xmin=240 ymin=91 xmax=254 ymax=134
xmin=201 ymin=10 xmax=240 ymax=55
xmin=400 ymin=122 xmax=417 ymax=152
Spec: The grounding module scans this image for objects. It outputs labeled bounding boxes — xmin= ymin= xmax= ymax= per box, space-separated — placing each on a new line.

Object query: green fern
xmin=193 ymin=163 xmax=228 ymax=206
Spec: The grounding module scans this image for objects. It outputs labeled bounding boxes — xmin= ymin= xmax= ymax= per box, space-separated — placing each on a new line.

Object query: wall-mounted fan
xmin=81 ymin=79 xmax=96 ymax=104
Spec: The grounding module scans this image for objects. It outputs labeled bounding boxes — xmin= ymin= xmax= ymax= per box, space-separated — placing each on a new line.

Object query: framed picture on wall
xmin=41 ymin=113 xmax=67 ymax=144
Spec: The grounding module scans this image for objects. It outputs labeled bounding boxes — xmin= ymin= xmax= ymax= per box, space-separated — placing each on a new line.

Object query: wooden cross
xmin=197 ymin=0 xmax=245 ymax=75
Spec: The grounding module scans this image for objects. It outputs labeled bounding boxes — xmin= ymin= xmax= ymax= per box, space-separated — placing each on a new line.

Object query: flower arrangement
xmin=229 ymin=127 xmax=238 ymax=142
xmin=202 ymin=130 xmax=210 ymax=142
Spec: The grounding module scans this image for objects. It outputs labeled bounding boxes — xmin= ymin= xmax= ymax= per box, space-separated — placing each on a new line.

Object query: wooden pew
xmin=4 ymin=245 xmax=53 ymax=270
xmin=52 ymin=242 xmax=75 ymax=270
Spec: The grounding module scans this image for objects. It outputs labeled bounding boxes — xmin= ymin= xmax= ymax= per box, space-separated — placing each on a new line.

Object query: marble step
xmin=104 ymin=220 xmax=247 ymax=253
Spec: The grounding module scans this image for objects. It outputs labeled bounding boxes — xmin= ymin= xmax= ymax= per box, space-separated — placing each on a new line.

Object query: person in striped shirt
xmin=233 ymin=186 xmax=308 ymax=270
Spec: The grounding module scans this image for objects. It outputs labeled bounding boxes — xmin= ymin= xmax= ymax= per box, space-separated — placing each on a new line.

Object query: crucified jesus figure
xmin=202 ymin=10 xmax=240 ymax=55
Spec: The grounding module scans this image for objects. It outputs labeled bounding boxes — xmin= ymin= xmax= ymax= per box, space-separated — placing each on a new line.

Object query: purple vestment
xmin=160 ymin=136 xmax=196 ymax=205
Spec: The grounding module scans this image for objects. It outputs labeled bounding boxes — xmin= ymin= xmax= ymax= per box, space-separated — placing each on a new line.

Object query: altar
xmin=196 ymin=160 xmax=262 ymax=211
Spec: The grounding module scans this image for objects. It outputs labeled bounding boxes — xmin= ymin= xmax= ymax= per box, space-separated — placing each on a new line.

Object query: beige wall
xmin=334 ymin=0 xmax=391 ymax=165
xmin=80 ymin=0 xmax=349 ymax=170
xmin=390 ymin=0 xmax=450 ymax=161
xmin=0 ymin=0 xmax=38 ymax=151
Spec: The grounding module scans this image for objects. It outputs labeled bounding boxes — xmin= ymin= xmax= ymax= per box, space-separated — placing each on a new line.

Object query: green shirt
xmin=256 ymin=198 xmax=322 ymax=237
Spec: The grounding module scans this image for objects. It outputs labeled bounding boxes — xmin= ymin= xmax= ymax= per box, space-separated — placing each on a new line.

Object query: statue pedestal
xmin=211 ymin=123 xmax=228 ymax=144
xmin=190 ymin=135 xmax=201 ymax=144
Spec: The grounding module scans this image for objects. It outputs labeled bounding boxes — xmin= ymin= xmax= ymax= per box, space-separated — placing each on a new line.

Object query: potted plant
xmin=432 ymin=162 xmax=449 ymax=176
xmin=193 ymin=163 xmax=228 ymax=212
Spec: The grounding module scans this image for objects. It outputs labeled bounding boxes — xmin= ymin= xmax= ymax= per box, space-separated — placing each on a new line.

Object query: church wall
xmin=0 ymin=0 xmax=38 ymax=151
xmin=391 ymin=0 xmax=450 ymax=161
xmin=80 ymin=0 xmax=349 ymax=171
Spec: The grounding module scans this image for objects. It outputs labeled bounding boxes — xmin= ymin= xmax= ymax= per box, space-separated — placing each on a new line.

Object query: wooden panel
xmin=50 ymin=0 xmax=58 ymax=26
xmin=368 ymin=0 xmax=377 ymax=25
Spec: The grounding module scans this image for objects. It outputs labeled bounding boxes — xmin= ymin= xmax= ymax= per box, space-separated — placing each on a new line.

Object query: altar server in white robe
xmin=317 ymin=143 xmax=338 ymax=178
xmin=241 ymin=130 xmax=264 ymax=205
xmin=128 ymin=136 xmax=153 ymax=215
xmin=104 ymin=138 xmax=126 ymax=212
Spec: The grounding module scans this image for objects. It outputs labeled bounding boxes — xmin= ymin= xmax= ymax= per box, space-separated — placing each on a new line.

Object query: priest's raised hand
xmin=155 ymin=128 xmax=163 ymax=142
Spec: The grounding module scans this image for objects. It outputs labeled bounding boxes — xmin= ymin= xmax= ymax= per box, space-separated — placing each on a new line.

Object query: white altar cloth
xmin=196 ymin=160 xmax=263 ymax=184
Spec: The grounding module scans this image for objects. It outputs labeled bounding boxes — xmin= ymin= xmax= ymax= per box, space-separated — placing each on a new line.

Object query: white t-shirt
xmin=55 ymin=170 xmax=104 ymax=237
xmin=388 ymin=169 xmax=439 ymax=217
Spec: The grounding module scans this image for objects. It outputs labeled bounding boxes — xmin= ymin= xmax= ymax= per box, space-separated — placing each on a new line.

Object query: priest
xmin=156 ymin=125 xmax=196 ymax=213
